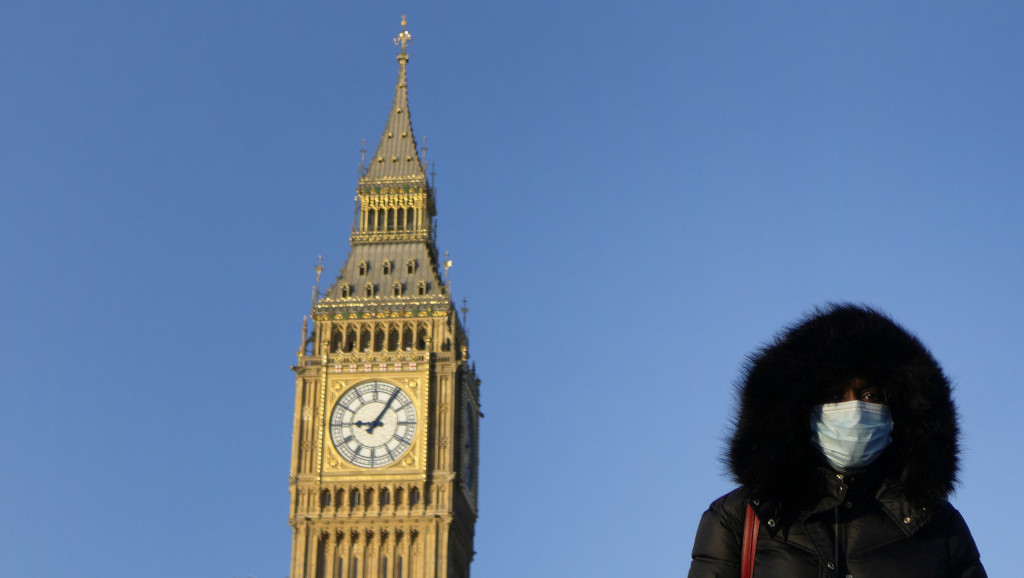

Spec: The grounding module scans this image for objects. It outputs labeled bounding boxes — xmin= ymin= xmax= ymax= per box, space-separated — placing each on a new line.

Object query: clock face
xmin=329 ymin=381 xmax=417 ymax=468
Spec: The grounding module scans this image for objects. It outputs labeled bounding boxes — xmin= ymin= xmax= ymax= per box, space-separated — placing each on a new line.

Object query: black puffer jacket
xmin=688 ymin=305 xmax=986 ymax=577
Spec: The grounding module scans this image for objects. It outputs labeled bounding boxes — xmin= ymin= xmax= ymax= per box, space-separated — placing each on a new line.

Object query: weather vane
xmin=394 ymin=15 xmax=412 ymax=54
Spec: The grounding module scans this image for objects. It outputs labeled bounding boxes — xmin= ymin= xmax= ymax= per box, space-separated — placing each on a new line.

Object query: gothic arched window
xmin=345 ymin=327 xmax=356 ymax=353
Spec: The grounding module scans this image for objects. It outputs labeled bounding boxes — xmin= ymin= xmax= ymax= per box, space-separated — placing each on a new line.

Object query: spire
xmin=361 ymin=16 xmax=427 ymax=185
xmin=348 ymin=16 xmax=437 ymax=247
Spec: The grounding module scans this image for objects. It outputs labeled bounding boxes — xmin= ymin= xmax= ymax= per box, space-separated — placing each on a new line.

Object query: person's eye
xmin=863 ymin=390 xmax=884 ymax=402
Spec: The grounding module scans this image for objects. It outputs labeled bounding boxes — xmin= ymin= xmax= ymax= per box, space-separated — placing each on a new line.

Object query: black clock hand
xmin=366 ymin=389 xmax=400 ymax=434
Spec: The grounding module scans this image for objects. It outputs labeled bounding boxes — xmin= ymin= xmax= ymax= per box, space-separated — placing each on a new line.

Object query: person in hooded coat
xmin=688 ymin=304 xmax=986 ymax=578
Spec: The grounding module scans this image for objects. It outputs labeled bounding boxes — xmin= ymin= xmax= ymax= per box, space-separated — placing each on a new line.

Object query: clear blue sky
xmin=2 ymin=2 xmax=1021 ymax=577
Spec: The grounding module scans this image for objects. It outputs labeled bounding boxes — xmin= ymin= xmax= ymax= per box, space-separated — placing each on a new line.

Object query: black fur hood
xmin=727 ymin=304 xmax=960 ymax=507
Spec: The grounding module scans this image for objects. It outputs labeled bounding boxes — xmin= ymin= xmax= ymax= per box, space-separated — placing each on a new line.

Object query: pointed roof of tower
xmin=361 ymin=17 xmax=427 ymax=186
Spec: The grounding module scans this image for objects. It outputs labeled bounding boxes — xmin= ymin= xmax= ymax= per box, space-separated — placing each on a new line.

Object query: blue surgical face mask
xmin=810 ymin=401 xmax=893 ymax=472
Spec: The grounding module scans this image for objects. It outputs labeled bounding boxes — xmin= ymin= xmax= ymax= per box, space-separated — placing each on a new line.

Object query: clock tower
xmin=289 ymin=19 xmax=481 ymax=578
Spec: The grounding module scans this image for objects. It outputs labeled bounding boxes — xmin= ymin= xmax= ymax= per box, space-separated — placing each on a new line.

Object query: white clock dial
xmin=329 ymin=381 xmax=417 ymax=468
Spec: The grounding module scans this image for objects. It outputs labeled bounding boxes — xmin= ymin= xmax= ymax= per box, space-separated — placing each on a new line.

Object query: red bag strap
xmin=741 ymin=503 xmax=760 ymax=578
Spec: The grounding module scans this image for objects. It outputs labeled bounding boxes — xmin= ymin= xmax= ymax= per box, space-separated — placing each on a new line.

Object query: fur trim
xmin=727 ymin=304 xmax=960 ymax=507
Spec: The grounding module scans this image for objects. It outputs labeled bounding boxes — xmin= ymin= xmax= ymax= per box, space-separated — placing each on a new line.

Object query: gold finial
xmin=443 ymin=251 xmax=453 ymax=285
xmin=394 ymin=15 xmax=412 ymax=54
xmin=312 ymin=255 xmax=324 ymax=310
xmin=358 ymin=138 xmax=366 ymax=175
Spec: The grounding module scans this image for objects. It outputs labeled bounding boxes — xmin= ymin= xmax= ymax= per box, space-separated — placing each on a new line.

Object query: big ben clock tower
xmin=289 ymin=18 xmax=481 ymax=578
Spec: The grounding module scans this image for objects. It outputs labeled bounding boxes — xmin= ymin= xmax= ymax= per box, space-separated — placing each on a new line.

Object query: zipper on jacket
xmin=832 ymin=503 xmax=844 ymax=577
